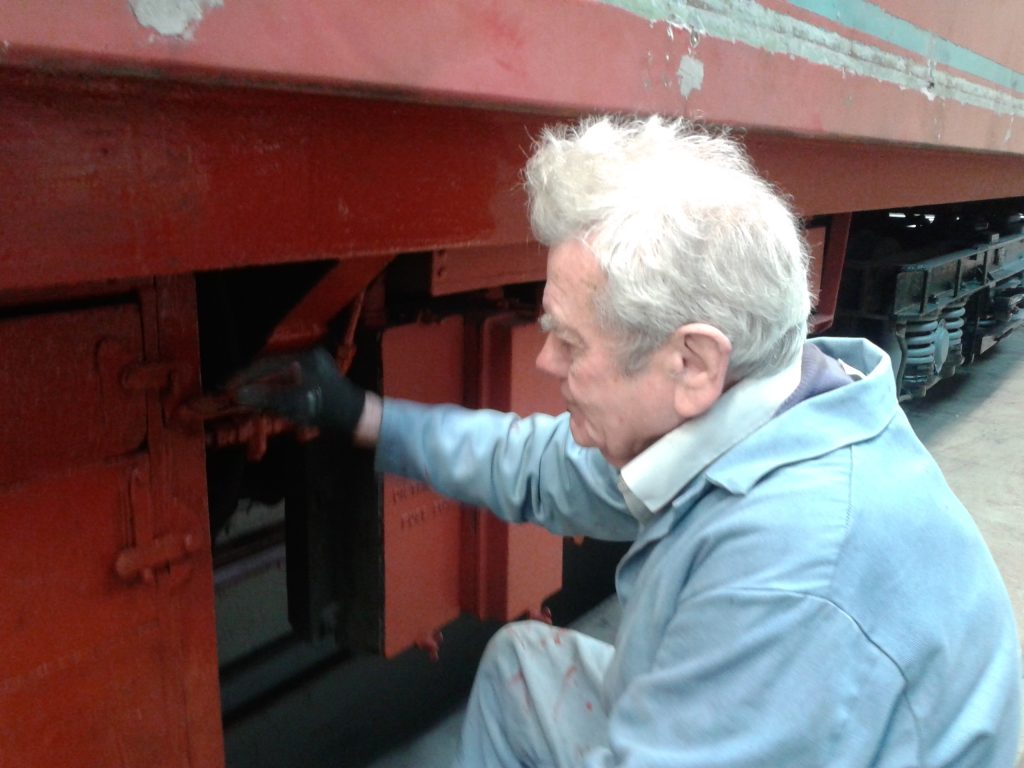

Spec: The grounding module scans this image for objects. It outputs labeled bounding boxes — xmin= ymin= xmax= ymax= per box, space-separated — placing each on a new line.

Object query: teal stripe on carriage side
xmin=787 ymin=0 xmax=1024 ymax=93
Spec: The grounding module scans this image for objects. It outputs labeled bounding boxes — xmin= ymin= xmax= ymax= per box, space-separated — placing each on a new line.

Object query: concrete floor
xmin=369 ymin=331 xmax=1024 ymax=768
xmin=902 ymin=331 xmax=1024 ymax=768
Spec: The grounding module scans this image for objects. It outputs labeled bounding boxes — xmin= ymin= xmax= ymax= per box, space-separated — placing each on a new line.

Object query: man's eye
xmin=560 ymin=337 xmax=581 ymax=357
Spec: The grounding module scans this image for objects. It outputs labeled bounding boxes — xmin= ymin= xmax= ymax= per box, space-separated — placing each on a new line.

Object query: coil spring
xmin=904 ymin=319 xmax=938 ymax=371
xmin=942 ymin=302 xmax=967 ymax=355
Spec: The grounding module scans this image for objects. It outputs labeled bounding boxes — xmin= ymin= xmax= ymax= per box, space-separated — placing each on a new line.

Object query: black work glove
xmin=230 ymin=347 xmax=366 ymax=436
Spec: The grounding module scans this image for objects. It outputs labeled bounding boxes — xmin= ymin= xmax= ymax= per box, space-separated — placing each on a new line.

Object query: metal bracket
xmin=120 ymin=360 xmax=181 ymax=392
xmin=116 ymin=529 xmax=202 ymax=585
xmin=116 ymin=465 xmax=201 ymax=585
xmin=122 ymin=356 xmax=195 ymax=432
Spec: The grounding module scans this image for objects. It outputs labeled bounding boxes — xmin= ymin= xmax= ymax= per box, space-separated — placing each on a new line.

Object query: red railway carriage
xmin=2 ymin=2 xmax=1023 ymax=766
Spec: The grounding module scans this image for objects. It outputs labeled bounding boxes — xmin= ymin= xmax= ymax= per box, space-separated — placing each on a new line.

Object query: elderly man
xmin=235 ymin=116 xmax=1021 ymax=766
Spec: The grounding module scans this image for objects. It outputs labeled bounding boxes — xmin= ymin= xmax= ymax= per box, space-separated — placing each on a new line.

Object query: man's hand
xmin=230 ymin=347 xmax=367 ymax=437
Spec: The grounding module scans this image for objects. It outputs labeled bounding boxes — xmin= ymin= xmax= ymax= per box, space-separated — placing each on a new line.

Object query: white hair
xmin=525 ymin=115 xmax=812 ymax=381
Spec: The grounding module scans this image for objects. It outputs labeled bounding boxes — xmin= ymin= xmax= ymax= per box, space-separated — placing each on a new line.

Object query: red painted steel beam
xmin=2 ymin=0 xmax=1023 ymax=157
xmin=263 ymin=254 xmax=394 ymax=353
xmin=4 ymin=69 xmax=1024 ymax=297
xmin=0 ymin=72 xmax=540 ymax=294
xmin=430 ymin=244 xmax=547 ymax=298
xmin=745 ymin=135 xmax=1024 ymax=218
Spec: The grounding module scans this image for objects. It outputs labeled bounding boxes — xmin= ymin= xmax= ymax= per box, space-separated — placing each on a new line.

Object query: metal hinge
xmin=116 ymin=465 xmax=201 ymax=585
xmin=95 ymin=337 xmax=194 ymax=429
xmin=120 ymin=360 xmax=182 ymax=393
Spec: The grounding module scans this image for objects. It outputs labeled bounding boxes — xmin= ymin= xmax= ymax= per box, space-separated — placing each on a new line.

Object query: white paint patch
xmin=677 ymin=55 xmax=704 ymax=99
xmin=129 ymin=0 xmax=223 ymax=40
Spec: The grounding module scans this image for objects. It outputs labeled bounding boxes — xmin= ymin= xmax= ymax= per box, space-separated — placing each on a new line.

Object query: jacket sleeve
xmin=374 ymin=398 xmax=638 ymax=541
xmin=584 ymin=587 xmax=912 ymax=767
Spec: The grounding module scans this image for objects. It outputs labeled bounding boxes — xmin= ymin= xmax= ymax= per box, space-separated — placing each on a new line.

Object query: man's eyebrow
xmin=539 ymin=312 xmax=583 ymax=344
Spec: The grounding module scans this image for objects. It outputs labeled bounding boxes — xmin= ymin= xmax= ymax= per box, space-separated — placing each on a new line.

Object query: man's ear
xmin=668 ymin=323 xmax=732 ymax=419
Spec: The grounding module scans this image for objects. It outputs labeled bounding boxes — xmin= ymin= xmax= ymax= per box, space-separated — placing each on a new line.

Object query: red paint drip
xmin=552 ymin=664 xmax=579 ymax=721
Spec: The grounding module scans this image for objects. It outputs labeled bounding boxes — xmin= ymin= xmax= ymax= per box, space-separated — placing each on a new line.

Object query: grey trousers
xmin=455 ymin=620 xmax=615 ymax=767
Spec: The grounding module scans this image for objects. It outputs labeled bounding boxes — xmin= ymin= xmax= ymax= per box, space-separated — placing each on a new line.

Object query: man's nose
xmin=535 ymin=334 xmax=564 ymax=378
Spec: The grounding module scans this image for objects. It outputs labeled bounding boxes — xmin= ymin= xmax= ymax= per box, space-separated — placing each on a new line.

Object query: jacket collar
xmin=618 ymin=337 xmax=897 ymax=522
xmin=619 ymin=347 xmax=803 ymax=520
xmin=705 ymin=338 xmax=898 ymax=495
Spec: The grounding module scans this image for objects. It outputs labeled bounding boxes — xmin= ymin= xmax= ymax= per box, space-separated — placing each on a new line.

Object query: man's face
xmin=536 ymin=240 xmax=683 ymax=468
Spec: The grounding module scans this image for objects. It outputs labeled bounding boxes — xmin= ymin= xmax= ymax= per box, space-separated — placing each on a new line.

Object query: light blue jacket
xmin=376 ymin=338 xmax=1021 ymax=766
